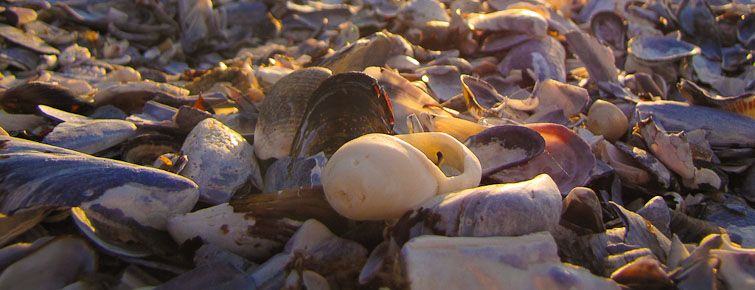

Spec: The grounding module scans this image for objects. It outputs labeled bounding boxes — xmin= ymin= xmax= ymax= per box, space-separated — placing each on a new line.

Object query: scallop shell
xmin=254 ymin=67 xmax=332 ymax=160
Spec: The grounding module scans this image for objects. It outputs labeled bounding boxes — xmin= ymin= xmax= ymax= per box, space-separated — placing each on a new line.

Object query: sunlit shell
xmin=289 ymin=72 xmax=394 ymax=158
xmin=487 ymin=123 xmax=596 ymax=195
xmin=254 ymin=67 xmax=332 ymax=160
xmin=586 ymin=100 xmax=628 ymax=142
xmin=465 ymin=125 xmax=545 ymax=177
xmin=468 ymin=9 xmax=547 ymax=37
xmin=42 ymin=119 xmax=137 ymax=154
xmin=322 ymin=132 xmax=481 ymax=220
xmin=628 ymin=35 xmax=700 ymax=63
xmin=498 ymin=36 xmax=566 ymax=82
xmin=0 ymin=23 xmax=59 ymax=54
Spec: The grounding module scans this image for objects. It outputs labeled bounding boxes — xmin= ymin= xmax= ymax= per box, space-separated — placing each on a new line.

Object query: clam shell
xmin=498 ymin=36 xmax=566 ymax=82
xmin=628 ymin=35 xmax=700 ymax=63
xmin=93 ymin=81 xmax=189 ymax=113
xmin=290 ymin=72 xmax=394 ymax=158
xmin=531 ymin=79 xmax=590 ymax=119
xmin=0 ymin=23 xmax=59 ymax=54
xmin=590 ymin=11 xmax=626 ymax=51
xmin=254 ymin=67 xmax=332 ymax=160
xmin=487 ymin=123 xmax=596 ymax=195
xmin=180 ymin=118 xmax=263 ymax=205
xmin=42 ymin=119 xmax=137 ymax=154
xmin=465 ymin=125 xmax=545 ymax=176
xmin=468 ymin=9 xmax=548 ymax=37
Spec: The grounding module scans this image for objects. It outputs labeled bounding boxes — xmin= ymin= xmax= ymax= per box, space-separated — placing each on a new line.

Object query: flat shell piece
xmin=628 ymin=35 xmax=700 ymax=62
xmin=531 ymin=79 xmax=590 ymax=118
xmin=401 ymin=233 xmax=620 ymax=290
xmin=610 ymin=202 xmax=671 ymax=262
xmin=0 ymin=23 xmax=59 ymax=54
xmin=565 ymin=31 xmax=619 ymax=84
xmin=42 ymin=119 xmax=137 ymax=154
xmin=636 ymin=101 xmax=755 ymax=147
xmin=180 ymin=118 xmax=262 ymax=205
xmin=498 ymin=36 xmax=566 ymax=82
xmin=36 ymin=105 xmax=89 ymax=123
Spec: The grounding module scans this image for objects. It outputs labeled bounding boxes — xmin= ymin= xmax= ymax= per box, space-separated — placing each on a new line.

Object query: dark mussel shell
xmin=465 ymin=125 xmax=545 ymax=177
xmin=290 ymin=72 xmax=394 ymax=157
xmin=0 ymin=81 xmax=93 ymax=114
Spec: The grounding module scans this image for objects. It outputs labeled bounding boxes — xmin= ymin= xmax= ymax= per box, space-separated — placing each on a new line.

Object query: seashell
xmin=468 ymin=9 xmax=548 ymax=37
xmin=401 ymin=233 xmax=620 ymax=290
xmin=36 ymin=105 xmax=89 ymax=123
xmin=487 ymin=123 xmax=596 ymax=195
xmin=637 ymin=196 xmax=672 ymax=237
xmin=531 ymin=79 xmax=590 ymax=120
xmin=249 ymin=219 xmax=367 ymax=288
xmin=610 ymin=202 xmax=671 ymax=262
xmin=0 ymin=47 xmax=41 ymax=71
xmin=636 ymin=100 xmax=755 ymax=148
xmin=364 ymin=66 xmax=452 ymax=134
xmin=0 ymin=126 xmax=5 ymax=136
xmin=566 ymin=31 xmax=620 ymax=85
xmin=459 ymin=74 xmax=506 ymax=119
xmin=586 ymin=100 xmax=629 ymax=142
xmin=322 ymin=132 xmax=481 ymax=220
xmin=590 ymin=11 xmax=626 ymax=51
xmin=0 ymin=109 xmax=45 ymax=132
xmin=254 ymin=67 xmax=332 ymax=160
xmin=180 ymin=118 xmax=263 ymax=205
xmin=561 ymin=187 xmax=605 ymax=235
xmin=419 ymin=65 xmax=462 ymax=103
xmin=0 ymin=23 xmax=59 ymax=54
xmin=318 ymin=32 xmax=411 ymax=74
xmin=290 ymin=72 xmax=395 ymax=158
xmin=480 ymin=33 xmax=532 ymax=53
xmin=1 ymin=81 xmax=92 ymax=115
xmin=594 ymin=140 xmax=654 ymax=186
xmin=155 ymin=261 xmax=250 ymax=290
xmin=399 ymin=0 xmax=450 ymax=27
xmin=0 ymin=237 xmax=96 ymax=289
xmin=676 ymin=0 xmax=722 ymax=60
xmin=628 ymin=35 xmax=700 ymax=63
xmin=167 ymin=203 xmax=301 ymax=262
xmin=710 ymin=248 xmax=755 ymax=289
xmin=498 ymin=36 xmax=566 ymax=82
xmin=121 ymin=133 xmax=180 ymax=166
xmin=401 ymin=174 xmax=560 ymax=238
xmin=93 ymin=81 xmax=189 ymax=113
xmin=416 ymin=113 xmax=488 ymax=142
xmin=262 ymin=153 xmax=326 ymax=193
xmin=610 ymin=256 xmax=672 ymax=289
xmin=738 ymin=13 xmax=755 ymax=49
xmin=0 ymin=207 xmax=50 ymax=248
xmin=42 ymin=119 xmax=137 ymax=154
xmin=465 ymin=125 xmax=545 ymax=177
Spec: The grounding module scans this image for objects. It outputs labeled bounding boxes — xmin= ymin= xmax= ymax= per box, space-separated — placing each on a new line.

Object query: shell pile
xmin=0 ymin=0 xmax=754 ymax=289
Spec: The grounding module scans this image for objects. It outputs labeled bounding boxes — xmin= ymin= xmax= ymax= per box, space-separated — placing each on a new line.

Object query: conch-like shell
xmin=321 ymin=132 xmax=481 ymax=220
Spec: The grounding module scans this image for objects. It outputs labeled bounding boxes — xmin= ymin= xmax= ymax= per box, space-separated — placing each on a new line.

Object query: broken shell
xmin=180 ymin=118 xmax=263 ymax=205
xmin=468 ymin=9 xmax=548 ymax=37
xmin=254 ymin=67 xmax=332 ymax=160
xmin=610 ymin=256 xmax=672 ymax=289
xmin=0 ymin=23 xmax=59 ymax=54
xmin=1 ymin=81 xmax=92 ymax=114
xmin=590 ymin=11 xmax=626 ymax=51
xmin=321 ymin=132 xmax=481 ymax=221
xmin=403 ymin=174 xmax=560 ymax=238
xmin=464 ymin=125 xmax=545 ymax=177
xmin=0 ymin=237 xmax=96 ymax=289
xmin=498 ymin=36 xmax=566 ymax=82
xmin=628 ymin=36 xmax=700 ymax=63
xmin=531 ymin=79 xmax=590 ymax=119
xmin=561 ymin=187 xmax=605 ymax=234
xmin=586 ymin=100 xmax=629 ymax=142
xmin=167 ymin=203 xmax=301 ymax=262
xmin=290 ymin=72 xmax=395 ymax=158
xmin=401 ymin=233 xmax=620 ymax=290
xmin=42 ymin=119 xmax=137 ymax=154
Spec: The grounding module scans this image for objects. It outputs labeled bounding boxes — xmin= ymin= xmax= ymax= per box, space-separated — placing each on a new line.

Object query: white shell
xmin=181 ymin=118 xmax=263 ymax=204
xmin=322 ymin=132 xmax=481 ymax=220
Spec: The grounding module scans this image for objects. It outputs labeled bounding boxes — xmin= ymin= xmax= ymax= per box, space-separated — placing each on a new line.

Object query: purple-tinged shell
xmin=465 ymin=125 xmax=545 ymax=177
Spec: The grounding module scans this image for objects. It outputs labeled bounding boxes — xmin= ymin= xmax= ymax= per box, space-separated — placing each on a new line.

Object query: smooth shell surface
xmin=42 ymin=119 xmax=137 ymax=154
xmin=586 ymin=100 xmax=629 ymax=142
xmin=465 ymin=125 xmax=545 ymax=176
xmin=322 ymin=133 xmax=481 ymax=221
xmin=498 ymin=36 xmax=566 ymax=82
xmin=180 ymin=118 xmax=262 ymax=205
xmin=254 ymin=67 xmax=332 ymax=160
xmin=468 ymin=9 xmax=548 ymax=37
xmin=628 ymin=36 xmax=700 ymax=62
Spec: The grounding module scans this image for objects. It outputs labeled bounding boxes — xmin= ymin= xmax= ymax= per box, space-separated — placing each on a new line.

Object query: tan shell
xmin=322 ymin=132 xmax=481 ymax=220
xmin=254 ymin=67 xmax=332 ymax=160
xmin=586 ymin=100 xmax=629 ymax=142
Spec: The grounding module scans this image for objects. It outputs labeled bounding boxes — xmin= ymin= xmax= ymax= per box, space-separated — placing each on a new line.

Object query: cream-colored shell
xmin=322 ymin=132 xmax=481 ymax=220
xmin=586 ymin=100 xmax=629 ymax=142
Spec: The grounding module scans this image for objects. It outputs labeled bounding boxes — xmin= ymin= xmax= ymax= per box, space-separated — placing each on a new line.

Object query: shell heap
xmin=0 ymin=0 xmax=754 ymax=289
